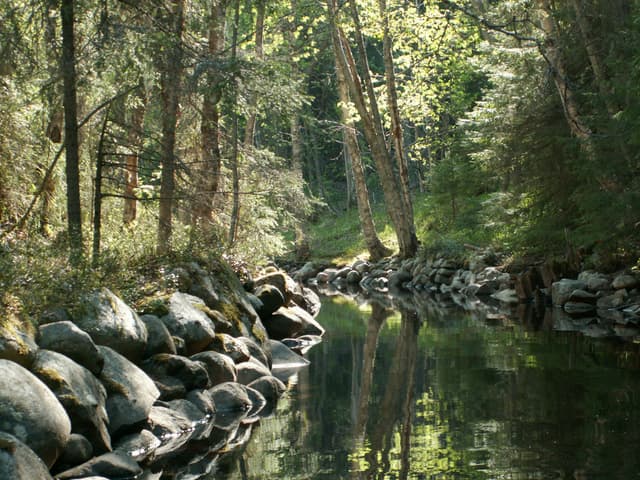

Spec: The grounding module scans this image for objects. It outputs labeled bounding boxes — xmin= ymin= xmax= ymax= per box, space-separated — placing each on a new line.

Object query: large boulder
xmin=551 ymin=279 xmax=587 ymax=306
xmin=237 ymin=336 xmax=271 ymax=369
xmin=161 ymin=293 xmax=216 ymax=355
xmin=191 ymin=351 xmax=237 ymax=385
xmin=268 ymin=339 xmax=310 ymax=369
xmin=141 ymin=314 xmax=177 ymax=357
xmin=262 ymin=307 xmax=304 ymax=340
xmin=75 ymin=288 xmax=148 ymax=362
xmin=254 ymin=284 xmax=286 ymax=318
xmin=208 ymin=382 xmax=252 ymax=413
xmin=577 ymin=271 xmax=611 ymax=292
xmin=0 ymin=321 xmax=38 ymax=368
xmin=612 ymin=273 xmax=638 ymax=290
xmin=290 ymin=287 xmax=321 ymax=318
xmin=32 ymin=350 xmax=111 ymax=453
xmin=247 ymin=375 xmax=286 ymax=402
xmin=254 ymin=271 xmax=297 ymax=303
xmin=208 ymin=333 xmax=251 ymax=363
xmin=38 ymin=321 xmax=104 ymax=375
xmin=236 ymin=358 xmax=272 ymax=385
xmin=98 ymin=346 xmax=160 ymax=436
xmin=55 ymin=452 xmax=143 ymax=480
xmin=0 ymin=359 xmax=71 ymax=467
xmin=141 ymin=353 xmax=210 ymax=399
xmin=0 ymin=432 xmax=53 ymax=480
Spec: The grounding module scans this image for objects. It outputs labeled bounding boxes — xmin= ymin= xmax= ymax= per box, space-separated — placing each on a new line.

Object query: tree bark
xmin=61 ymin=0 xmax=83 ymax=262
xmin=378 ymin=0 xmax=415 ymax=234
xmin=333 ymin=40 xmax=391 ymax=261
xmin=157 ymin=0 xmax=185 ymax=254
xmin=537 ymin=0 xmax=594 ymax=144
xmin=243 ymin=0 xmax=265 ymax=148
xmin=195 ymin=0 xmax=227 ymax=225
xmin=228 ymin=0 xmax=241 ymax=246
xmin=123 ymin=88 xmax=146 ymax=225
xmin=327 ymin=0 xmax=418 ymax=258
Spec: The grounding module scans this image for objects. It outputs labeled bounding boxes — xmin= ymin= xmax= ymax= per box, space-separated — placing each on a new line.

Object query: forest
xmin=1 ymin=0 xmax=640 ymax=314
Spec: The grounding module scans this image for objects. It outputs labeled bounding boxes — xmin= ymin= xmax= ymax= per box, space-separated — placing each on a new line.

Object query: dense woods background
xmin=1 ymin=0 xmax=639 ymax=312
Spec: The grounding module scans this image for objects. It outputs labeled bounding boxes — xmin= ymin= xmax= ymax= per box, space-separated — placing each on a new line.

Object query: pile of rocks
xmin=0 ymin=261 xmax=322 ymax=479
xmin=294 ymin=250 xmax=640 ymax=337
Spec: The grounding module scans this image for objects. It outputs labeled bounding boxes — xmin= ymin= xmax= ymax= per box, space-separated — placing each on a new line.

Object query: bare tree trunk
xmin=378 ymin=0 xmax=415 ymax=233
xmin=157 ymin=0 xmax=185 ymax=254
xmin=243 ymin=0 xmax=265 ymax=148
xmin=123 ymin=88 xmax=146 ymax=225
xmin=61 ymin=0 xmax=83 ymax=263
xmin=195 ymin=0 xmax=227 ymax=225
xmin=328 ymin=0 xmax=418 ymax=258
xmin=537 ymin=0 xmax=594 ymax=145
xmin=228 ymin=0 xmax=241 ymax=246
xmin=334 ymin=43 xmax=391 ymax=261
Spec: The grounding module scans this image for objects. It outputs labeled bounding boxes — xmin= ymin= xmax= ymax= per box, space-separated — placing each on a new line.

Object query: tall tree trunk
xmin=123 ymin=88 xmax=146 ymax=225
xmin=378 ymin=0 xmax=415 ymax=233
xmin=334 ymin=42 xmax=391 ymax=261
xmin=327 ymin=0 xmax=418 ymax=258
xmin=243 ymin=0 xmax=265 ymax=148
xmin=228 ymin=0 xmax=241 ymax=246
xmin=61 ymin=0 xmax=83 ymax=262
xmin=537 ymin=0 xmax=594 ymax=145
xmin=157 ymin=0 xmax=185 ymax=254
xmin=195 ymin=0 xmax=227 ymax=225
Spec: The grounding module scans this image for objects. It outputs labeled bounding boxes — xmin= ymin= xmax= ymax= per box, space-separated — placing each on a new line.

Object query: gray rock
xmin=38 ymin=321 xmax=104 ymax=375
xmin=578 ymin=271 xmax=611 ymax=292
xmin=0 ymin=432 xmax=53 ymax=480
xmin=145 ymin=405 xmax=194 ymax=455
xmin=281 ymin=335 xmax=322 ymax=355
xmin=0 ymin=359 xmax=71 ymax=467
xmin=263 ymin=307 xmax=304 ymax=340
xmin=245 ymin=386 xmax=267 ymax=418
xmin=236 ymin=358 xmax=272 ymax=385
xmin=247 ymin=375 xmax=286 ymax=402
xmin=597 ymin=289 xmax=628 ymax=309
xmin=141 ymin=353 xmax=210 ymax=393
xmin=315 ymin=270 xmax=332 ymax=283
xmin=569 ymin=288 xmax=598 ymax=302
xmin=389 ymin=270 xmax=412 ymax=289
xmin=346 ymin=270 xmax=362 ymax=285
xmin=161 ymin=292 xmax=216 ymax=355
xmin=32 ymin=350 xmax=111 ymax=453
xmin=141 ymin=314 xmax=177 ymax=357
xmin=191 ymin=351 xmax=237 ymax=385
xmin=113 ymin=429 xmax=161 ymax=462
xmin=254 ymin=284 xmax=286 ymax=317
xmin=0 ymin=323 xmax=37 ymax=368
xmin=208 ymin=382 xmax=252 ymax=413
xmin=269 ymin=339 xmax=310 ymax=369
xmin=551 ymin=279 xmax=587 ymax=306
xmin=57 ymin=433 xmax=93 ymax=468
xmin=208 ymin=333 xmax=251 ymax=363
xmin=186 ymin=390 xmax=216 ymax=415
xmin=291 ymin=287 xmax=321 ymax=318
xmin=475 ymin=267 xmax=510 ymax=285
xmin=98 ymin=346 xmax=160 ymax=436
xmin=55 ymin=452 xmax=143 ymax=480
xmin=353 ymin=260 xmax=371 ymax=274
xmin=237 ymin=336 xmax=271 ymax=369
xmin=612 ymin=273 xmax=638 ymax=290
xmin=293 ymin=261 xmax=320 ymax=282
xmin=254 ymin=272 xmax=296 ymax=303
xmin=75 ymin=288 xmax=148 ymax=362
xmin=564 ymin=302 xmax=597 ymax=315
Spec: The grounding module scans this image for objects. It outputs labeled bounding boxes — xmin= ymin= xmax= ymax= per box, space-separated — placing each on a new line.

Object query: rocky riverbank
xmin=293 ymin=249 xmax=640 ymax=341
xmin=0 ymin=260 xmax=322 ymax=479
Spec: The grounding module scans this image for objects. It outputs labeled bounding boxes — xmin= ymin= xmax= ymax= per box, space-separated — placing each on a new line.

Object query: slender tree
xmin=61 ymin=0 xmax=83 ymax=262
xmin=332 ymin=32 xmax=391 ymax=261
xmin=157 ymin=0 xmax=185 ymax=254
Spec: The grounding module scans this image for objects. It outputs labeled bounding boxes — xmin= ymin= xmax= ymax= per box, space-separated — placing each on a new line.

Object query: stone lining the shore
xmin=0 ymin=260 xmax=322 ymax=479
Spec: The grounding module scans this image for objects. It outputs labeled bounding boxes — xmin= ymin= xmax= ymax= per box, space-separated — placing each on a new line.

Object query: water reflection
xmin=215 ymin=294 xmax=640 ymax=480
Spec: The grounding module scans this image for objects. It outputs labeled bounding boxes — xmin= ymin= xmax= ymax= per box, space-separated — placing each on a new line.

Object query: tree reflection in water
xmin=214 ymin=294 xmax=640 ymax=480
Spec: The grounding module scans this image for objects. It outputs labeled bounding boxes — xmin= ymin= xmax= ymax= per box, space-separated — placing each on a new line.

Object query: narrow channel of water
xmin=215 ymin=294 xmax=640 ymax=479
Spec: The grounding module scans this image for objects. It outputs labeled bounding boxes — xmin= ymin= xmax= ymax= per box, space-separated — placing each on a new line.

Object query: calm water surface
xmin=216 ymin=294 xmax=640 ymax=479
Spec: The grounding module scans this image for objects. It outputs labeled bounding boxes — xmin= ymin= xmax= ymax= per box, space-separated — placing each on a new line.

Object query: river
xmin=213 ymin=292 xmax=640 ymax=479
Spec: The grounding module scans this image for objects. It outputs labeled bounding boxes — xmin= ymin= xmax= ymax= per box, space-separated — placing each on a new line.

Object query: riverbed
xmin=213 ymin=293 xmax=640 ymax=479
